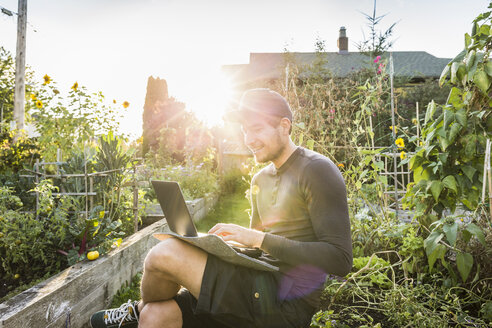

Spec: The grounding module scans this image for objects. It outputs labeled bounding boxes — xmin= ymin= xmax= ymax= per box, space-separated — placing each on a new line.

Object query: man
xmin=90 ymin=88 xmax=352 ymax=328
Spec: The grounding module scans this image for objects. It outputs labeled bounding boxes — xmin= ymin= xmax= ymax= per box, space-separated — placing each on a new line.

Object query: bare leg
xmin=138 ymin=300 xmax=183 ymax=328
xmin=138 ymin=238 xmax=208 ymax=326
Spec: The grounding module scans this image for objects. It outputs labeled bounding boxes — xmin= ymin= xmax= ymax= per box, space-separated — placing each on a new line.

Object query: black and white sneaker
xmin=90 ymin=299 xmax=139 ymax=328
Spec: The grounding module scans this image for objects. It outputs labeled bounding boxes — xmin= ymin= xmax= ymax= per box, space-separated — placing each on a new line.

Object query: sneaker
xmin=90 ymin=299 xmax=140 ymax=328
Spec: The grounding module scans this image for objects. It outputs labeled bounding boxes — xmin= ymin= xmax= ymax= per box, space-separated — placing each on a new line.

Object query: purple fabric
xmin=278 ymin=265 xmax=326 ymax=301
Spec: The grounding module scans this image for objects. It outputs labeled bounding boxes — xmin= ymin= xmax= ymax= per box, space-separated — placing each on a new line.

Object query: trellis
xmin=19 ymin=155 xmax=143 ymax=232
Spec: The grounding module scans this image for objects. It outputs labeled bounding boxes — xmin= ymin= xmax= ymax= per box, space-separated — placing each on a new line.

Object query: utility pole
xmin=13 ymin=0 xmax=27 ymax=142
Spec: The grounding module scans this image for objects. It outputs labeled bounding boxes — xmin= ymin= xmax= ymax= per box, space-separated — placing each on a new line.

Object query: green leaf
xmin=461 ymin=166 xmax=476 ymax=182
xmin=465 ymin=50 xmax=476 ymax=71
xmin=479 ymin=24 xmax=490 ymax=36
xmin=462 ymin=229 xmax=472 ymax=243
xmin=438 ymin=152 xmax=449 ymax=165
xmin=472 ymin=22 xmax=478 ymax=36
xmin=439 ymin=134 xmax=450 ymax=151
xmin=413 ymin=166 xmax=431 ymax=183
xmin=424 ymin=100 xmax=436 ymax=125
xmin=306 ymin=139 xmax=315 ymax=150
xmin=443 ymin=108 xmax=455 ymax=129
xmin=373 ymin=161 xmax=384 ymax=171
xmin=429 ymin=180 xmax=443 ymax=202
xmin=473 ymin=70 xmax=491 ymax=94
xmin=447 ymin=87 xmax=464 ymax=108
xmin=442 ymin=175 xmax=458 ymax=194
xmin=448 ymin=123 xmax=462 ymax=145
xmin=485 ymin=61 xmax=492 ymax=76
xmin=464 ymin=136 xmax=477 ymax=158
xmin=456 ymin=252 xmax=473 ymax=282
xmin=464 ymin=33 xmax=471 ymax=48
xmin=424 ymin=230 xmax=444 ymax=255
xmin=443 ymin=222 xmax=458 ymax=246
xmin=450 ymin=62 xmax=460 ymax=84
xmin=439 ymin=64 xmax=450 ymax=86
xmin=450 ymin=48 xmax=467 ymax=64
xmin=455 ymin=108 xmax=467 ymax=126
xmin=425 ymin=145 xmax=436 ymax=158
xmin=465 ymin=223 xmax=486 ymax=245
xmin=427 ymin=244 xmax=446 ymax=270
xmin=409 ymin=155 xmax=424 ymax=170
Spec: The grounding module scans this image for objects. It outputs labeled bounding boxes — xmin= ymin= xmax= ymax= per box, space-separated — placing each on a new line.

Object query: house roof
xmin=223 ymin=51 xmax=451 ymax=81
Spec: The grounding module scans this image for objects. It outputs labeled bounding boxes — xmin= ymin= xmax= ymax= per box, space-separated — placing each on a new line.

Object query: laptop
xmin=151 ymin=180 xmax=278 ymax=271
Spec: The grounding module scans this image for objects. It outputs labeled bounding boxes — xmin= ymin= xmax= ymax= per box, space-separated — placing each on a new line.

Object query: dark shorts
xmin=173 ymin=255 xmax=316 ymax=328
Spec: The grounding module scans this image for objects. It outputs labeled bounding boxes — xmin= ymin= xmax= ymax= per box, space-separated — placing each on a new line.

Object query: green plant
xmin=148 ymin=163 xmax=219 ymax=200
xmin=219 ymin=168 xmax=250 ymax=195
xmin=0 ymin=185 xmax=72 ymax=296
xmin=423 ymin=215 xmax=486 ymax=283
xmin=403 ymin=6 xmax=491 ymax=217
xmin=111 ymin=272 xmax=142 ymax=307
xmin=29 ymin=75 xmax=125 ymax=162
xmin=351 ymin=255 xmax=393 ymax=288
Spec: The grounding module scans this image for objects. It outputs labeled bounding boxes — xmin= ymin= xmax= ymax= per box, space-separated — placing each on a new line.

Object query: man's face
xmin=241 ymin=116 xmax=285 ymax=164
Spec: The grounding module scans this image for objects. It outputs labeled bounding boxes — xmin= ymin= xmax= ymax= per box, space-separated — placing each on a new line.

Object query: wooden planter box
xmin=0 ymin=193 xmax=219 ymax=328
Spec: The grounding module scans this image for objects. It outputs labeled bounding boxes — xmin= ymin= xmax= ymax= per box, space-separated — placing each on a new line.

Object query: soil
xmin=0 ymin=277 xmax=20 ymax=302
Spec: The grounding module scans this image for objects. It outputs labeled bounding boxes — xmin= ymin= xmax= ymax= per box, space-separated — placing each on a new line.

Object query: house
xmin=220 ymin=28 xmax=452 ymax=172
xmin=222 ymin=27 xmax=451 ymax=85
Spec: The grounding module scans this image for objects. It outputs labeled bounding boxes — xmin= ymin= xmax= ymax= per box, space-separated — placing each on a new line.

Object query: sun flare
xmin=175 ymin=70 xmax=235 ymax=127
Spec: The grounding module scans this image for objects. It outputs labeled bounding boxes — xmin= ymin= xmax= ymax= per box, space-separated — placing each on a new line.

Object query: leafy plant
xmin=423 ymin=215 xmax=486 ymax=283
xmin=403 ymin=6 xmax=491 ymax=217
xmin=29 ymin=76 xmax=125 ymax=162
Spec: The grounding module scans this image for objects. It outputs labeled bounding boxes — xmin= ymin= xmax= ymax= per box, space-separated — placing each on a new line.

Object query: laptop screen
xmin=151 ymin=180 xmax=198 ymax=237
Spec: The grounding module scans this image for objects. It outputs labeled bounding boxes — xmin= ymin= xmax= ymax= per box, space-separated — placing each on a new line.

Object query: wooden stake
xmin=13 ymin=0 xmax=27 ymax=142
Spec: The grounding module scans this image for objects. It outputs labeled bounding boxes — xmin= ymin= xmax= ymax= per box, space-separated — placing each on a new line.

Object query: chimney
xmin=337 ymin=26 xmax=348 ymax=54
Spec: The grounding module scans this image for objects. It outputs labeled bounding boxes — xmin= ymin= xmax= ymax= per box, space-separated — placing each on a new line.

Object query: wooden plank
xmin=51 ymin=192 xmax=97 ymax=196
xmin=0 ymin=221 xmax=166 ymax=328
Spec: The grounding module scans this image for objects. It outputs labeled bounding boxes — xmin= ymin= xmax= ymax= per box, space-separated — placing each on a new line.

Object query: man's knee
xmin=139 ymin=300 xmax=182 ymax=328
xmin=144 ymin=238 xmax=186 ymax=274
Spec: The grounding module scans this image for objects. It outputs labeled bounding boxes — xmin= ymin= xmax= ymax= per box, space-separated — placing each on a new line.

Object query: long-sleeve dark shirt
xmin=250 ymin=147 xmax=352 ymax=307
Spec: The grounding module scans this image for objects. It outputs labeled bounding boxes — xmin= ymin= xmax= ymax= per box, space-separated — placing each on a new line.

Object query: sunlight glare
xmin=178 ymin=70 xmax=234 ymax=127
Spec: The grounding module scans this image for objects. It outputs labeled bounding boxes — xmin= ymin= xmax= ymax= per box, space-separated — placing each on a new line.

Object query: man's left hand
xmin=208 ymin=223 xmax=265 ymax=248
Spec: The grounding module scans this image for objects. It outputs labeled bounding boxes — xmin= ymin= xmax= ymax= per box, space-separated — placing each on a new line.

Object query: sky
xmin=0 ymin=0 xmax=490 ymax=138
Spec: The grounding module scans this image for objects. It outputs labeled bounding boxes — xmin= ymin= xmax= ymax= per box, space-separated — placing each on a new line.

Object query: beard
xmin=254 ymin=130 xmax=286 ymax=164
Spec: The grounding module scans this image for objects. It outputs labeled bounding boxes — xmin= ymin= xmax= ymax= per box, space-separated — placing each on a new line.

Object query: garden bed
xmin=0 ymin=193 xmax=218 ymax=328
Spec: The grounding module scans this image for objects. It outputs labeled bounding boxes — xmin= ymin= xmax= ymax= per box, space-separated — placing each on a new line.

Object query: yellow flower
xmin=112 ymin=238 xmax=122 ymax=248
xmin=419 ymin=141 xmax=423 ymax=146
xmin=113 ymin=99 xmax=117 ymax=104
xmin=337 ymin=163 xmax=345 ymax=168
xmin=389 ymin=125 xmax=397 ymax=133
xmin=400 ymin=151 xmax=407 ymax=160
xmin=122 ymin=101 xmax=130 ymax=108
xmin=35 ymin=100 xmax=43 ymax=108
xmin=251 ymin=185 xmax=260 ymax=195
xmin=43 ymin=74 xmax=51 ymax=85
xmin=71 ymin=82 xmax=78 ymax=91
xmin=412 ymin=118 xmax=418 ymax=125
xmin=30 ymin=94 xmax=36 ymax=100
xmin=395 ymin=138 xmax=405 ymax=148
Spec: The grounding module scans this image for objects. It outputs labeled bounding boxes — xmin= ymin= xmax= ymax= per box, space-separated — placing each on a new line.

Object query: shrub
xmin=219 ymin=168 xmax=250 ymax=195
